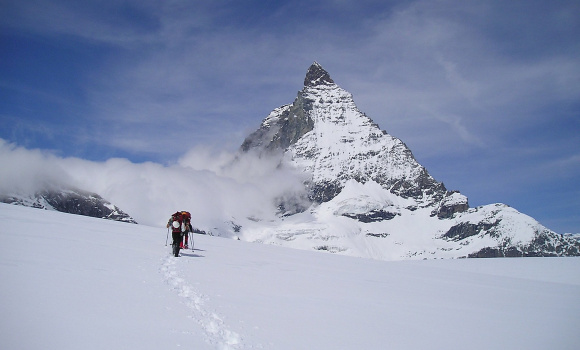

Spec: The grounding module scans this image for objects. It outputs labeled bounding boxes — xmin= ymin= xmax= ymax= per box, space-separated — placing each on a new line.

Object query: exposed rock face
xmin=443 ymin=221 xmax=500 ymax=241
xmin=342 ymin=209 xmax=399 ymax=223
xmin=468 ymin=230 xmax=580 ymax=258
xmin=304 ymin=61 xmax=335 ymax=86
xmin=434 ymin=191 xmax=469 ymax=219
xmin=563 ymin=233 xmax=580 ymax=242
xmin=1 ymin=188 xmax=137 ymax=223
xmin=241 ymin=102 xmax=314 ymax=154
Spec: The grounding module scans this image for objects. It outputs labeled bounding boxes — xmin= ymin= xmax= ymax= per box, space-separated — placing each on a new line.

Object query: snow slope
xmin=1 ymin=203 xmax=579 ymax=349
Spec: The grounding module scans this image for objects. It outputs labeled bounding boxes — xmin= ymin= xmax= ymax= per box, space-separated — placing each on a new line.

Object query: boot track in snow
xmin=160 ymin=254 xmax=245 ymax=349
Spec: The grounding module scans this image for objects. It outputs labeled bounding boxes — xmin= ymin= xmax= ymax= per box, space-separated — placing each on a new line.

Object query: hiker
xmin=181 ymin=211 xmax=192 ymax=249
xmin=167 ymin=211 xmax=192 ymax=257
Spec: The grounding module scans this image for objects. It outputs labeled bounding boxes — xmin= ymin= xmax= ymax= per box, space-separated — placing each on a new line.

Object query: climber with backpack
xmin=166 ymin=211 xmax=193 ymax=257
xmin=181 ymin=211 xmax=192 ymax=249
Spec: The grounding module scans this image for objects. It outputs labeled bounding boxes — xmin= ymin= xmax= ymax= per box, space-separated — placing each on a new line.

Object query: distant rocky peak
xmin=304 ymin=62 xmax=334 ymax=87
xmin=241 ymin=62 xmax=452 ymax=208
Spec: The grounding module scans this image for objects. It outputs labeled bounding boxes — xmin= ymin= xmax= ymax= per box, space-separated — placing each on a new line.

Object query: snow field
xmin=1 ymin=203 xmax=579 ymax=349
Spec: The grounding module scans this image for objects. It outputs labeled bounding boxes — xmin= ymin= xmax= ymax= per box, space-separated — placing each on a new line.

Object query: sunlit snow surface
xmin=240 ymin=180 xmax=558 ymax=260
xmin=1 ymin=203 xmax=579 ymax=349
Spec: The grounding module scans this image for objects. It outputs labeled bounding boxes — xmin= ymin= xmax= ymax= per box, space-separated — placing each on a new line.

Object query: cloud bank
xmin=0 ymin=139 xmax=308 ymax=231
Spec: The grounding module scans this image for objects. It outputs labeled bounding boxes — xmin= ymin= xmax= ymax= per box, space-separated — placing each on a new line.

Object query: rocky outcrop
xmin=434 ymin=191 xmax=469 ymax=219
xmin=468 ymin=231 xmax=580 ymax=258
xmin=304 ymin=61 xmax=335 ymax=86
xmin=342 ymin=209 xmax=399 ymax=223
xmin=443 ymin=221 xmax=500 ymax=241
xmin=1 ymin=188 xmax=137 ymax=223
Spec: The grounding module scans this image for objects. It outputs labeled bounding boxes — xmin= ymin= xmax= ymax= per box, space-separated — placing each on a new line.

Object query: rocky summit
xmin=242 ymin=63 xmax=448 ymax=205
xmin=238 ymin=62 xmax=580 ymax=259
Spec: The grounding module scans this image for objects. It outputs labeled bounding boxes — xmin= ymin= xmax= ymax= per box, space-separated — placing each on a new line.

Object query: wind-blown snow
xmin=1 ymin=203 xmax=578 ymax=349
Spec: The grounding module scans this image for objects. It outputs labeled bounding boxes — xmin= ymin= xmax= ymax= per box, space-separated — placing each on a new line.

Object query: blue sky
xmin=1 ymin=0 xmax=579 ymax=233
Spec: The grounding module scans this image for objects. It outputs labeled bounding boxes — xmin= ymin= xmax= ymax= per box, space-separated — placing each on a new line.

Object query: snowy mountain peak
xmin=304 ymin=61 xmax=335 ymax=87
xmin=243 ymin=62 xmax=448 ymax=206
xmin=235 ymin=63 xmax=580 ymax=259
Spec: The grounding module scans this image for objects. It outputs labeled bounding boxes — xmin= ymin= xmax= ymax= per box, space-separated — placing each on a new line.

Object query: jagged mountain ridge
xmin=1 ymin=187 xmax=137 ymax=224
xmin=237 ymin=62 xmax=580 ymax=259
xmin=242 ymin=62 xmax=451 ymax=208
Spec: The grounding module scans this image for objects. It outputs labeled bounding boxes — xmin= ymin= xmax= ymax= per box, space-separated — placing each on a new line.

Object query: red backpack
xmin=181 ymin=211 xmax=191 ymax=232
xmin=170 ymin=211 xmax=191 ymax=233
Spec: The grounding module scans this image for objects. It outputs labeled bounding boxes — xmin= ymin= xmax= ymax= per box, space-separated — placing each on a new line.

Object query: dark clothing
xmin=168 ymin=211 xmax=192 ymax=256
xmin=172 ymin=232 xmax=182 ymax=247
xmin=171 ymin=231 xmax=182 ymax=257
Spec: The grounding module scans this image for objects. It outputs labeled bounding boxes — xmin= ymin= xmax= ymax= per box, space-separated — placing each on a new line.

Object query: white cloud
xmin=0 ymin=140 xmax=71 ymax=194
xmin=0 ymin=139 xmax=308 ymax=231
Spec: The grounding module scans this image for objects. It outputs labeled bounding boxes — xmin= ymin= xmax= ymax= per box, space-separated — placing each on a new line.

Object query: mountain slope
xmin=238 ymin=62 xmax=579 ymax=259
xmin=1 ymin=204 xmax=579 ymax=350
xmin=0 ymin=187 xmax=136 ymax=223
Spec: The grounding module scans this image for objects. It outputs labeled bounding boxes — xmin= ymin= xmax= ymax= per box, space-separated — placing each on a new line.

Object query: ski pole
xmin=165 ymin=227 xmax=169 ymax=246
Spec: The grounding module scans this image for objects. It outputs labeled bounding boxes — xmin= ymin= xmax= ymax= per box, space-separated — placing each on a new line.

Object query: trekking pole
xmin=189 ymin=231 xmax=194 ymax=250
xmin=165 ymin=227 xmax=169 ymax=246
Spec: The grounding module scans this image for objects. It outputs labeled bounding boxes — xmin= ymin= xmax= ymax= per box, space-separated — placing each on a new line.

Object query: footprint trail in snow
xmin=161 ymin=255 xmax=244 ymax=349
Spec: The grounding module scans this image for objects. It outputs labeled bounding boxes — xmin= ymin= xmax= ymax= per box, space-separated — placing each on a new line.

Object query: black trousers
xmin=172 ymin=232 xmax=182 ymax=247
